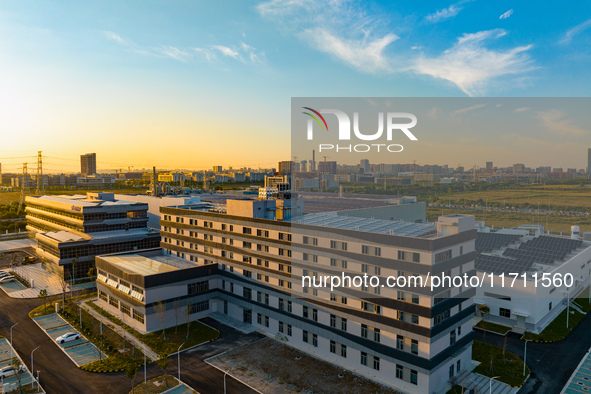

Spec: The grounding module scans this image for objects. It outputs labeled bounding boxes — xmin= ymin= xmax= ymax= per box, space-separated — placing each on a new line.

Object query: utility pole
xmin=36 ymin=151 xmax=43 ymax=196
xmin=20 ymin=163 xmax=28 ymax=207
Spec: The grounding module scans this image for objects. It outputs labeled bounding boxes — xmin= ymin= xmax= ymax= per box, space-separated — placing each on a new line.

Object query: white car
xmin=56 ymin=332 xmax=81 ymax=344
xmin=0 ymin=366 xmax=26 ymax=378
xmin=0 ymin=271 xmax=9 ymax=278
xmin=0 ymin=276 xmax=15 ymax=284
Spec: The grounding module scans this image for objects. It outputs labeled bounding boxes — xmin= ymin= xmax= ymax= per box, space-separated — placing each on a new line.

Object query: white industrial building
xmin=473 ymin=226 xmax=591 ymax=333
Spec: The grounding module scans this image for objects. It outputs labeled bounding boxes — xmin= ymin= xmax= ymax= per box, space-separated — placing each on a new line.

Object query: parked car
xmin=56 ymin=332 xmax=81 ymax=344
xmin=0 ymin=276 xmax=16 ymax=284
xmin=0 ymin=271 xmax=10 ymax=278
xmin=0 ymin=365 xmax=26 ymax=378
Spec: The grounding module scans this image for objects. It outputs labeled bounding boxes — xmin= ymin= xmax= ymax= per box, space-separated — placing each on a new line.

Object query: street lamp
xmin=224 ymin=368 xmax=231 ymax=394
xmin=10 ymin=323 xmax=18 ymax=359
xmin=565 ymin=291 xmax=570 ymax=329
xmin=490 ymin=376 xmax=500 ymax=393
xmin=143 ymin=343 xmax=146 ymax=384
xmin=523 ymin=340 xmax=530 ymax=376
xmin=177 ymin=342 xmax=185 ymax=382
xmin=31 ymin=346 xmax=40 ymax=388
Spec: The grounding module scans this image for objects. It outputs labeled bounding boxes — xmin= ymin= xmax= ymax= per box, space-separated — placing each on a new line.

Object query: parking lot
xmin=33 ymin=314 xmax=107 ymax=367
xmin=0 ymin=338 xmax=40 ymax=392
xmin=0 ymin=278 xmax=26 ymax=294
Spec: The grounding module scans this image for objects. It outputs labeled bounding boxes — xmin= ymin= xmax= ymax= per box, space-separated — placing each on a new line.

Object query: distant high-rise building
xmin=318 ymin=161 xmax=337 ymax=175
xmin=486 ymin=162 xmax=493 ymax=170
xmin=588 ymin=148 xmax=591 ymax=174
xmin=80 ymin=153 xmax=96 ymax=176
xmin=360 ymin=159 xmax=370 ymax=173
xmin=278 ymin=161 xmax=294 ymax=176
xmin=213 ymin=166 xmax=223 ymax=173
xmin=512 ymin=163 xmax=525 ymax=174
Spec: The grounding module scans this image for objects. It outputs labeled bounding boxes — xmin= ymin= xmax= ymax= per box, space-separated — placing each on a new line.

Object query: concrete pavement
xmin=0 ymin=239 xmax=33 ymax=252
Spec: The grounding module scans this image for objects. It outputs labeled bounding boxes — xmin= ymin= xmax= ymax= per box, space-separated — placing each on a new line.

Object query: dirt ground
xmin=208 ymin=338 xmax=401 ymax=394
xmin=0 ymin=248 xmax=37 ymax=268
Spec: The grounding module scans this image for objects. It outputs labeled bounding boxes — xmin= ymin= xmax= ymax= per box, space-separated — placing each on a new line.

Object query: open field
xmin=437 ymin=184 xmax=591 ymax=210
xmin=427 ymin=207 xmax=591 ymax=234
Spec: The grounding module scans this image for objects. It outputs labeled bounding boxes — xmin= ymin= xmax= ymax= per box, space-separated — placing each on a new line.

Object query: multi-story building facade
xmin=80 ymin=153 xmax=97 ymax=176
xmin=152 ymin=199 xmax=476 ymax=394
xmin=95 ymin=248 xmax=217 ymax=332
xmin=25 ymin=192 xmax=160 ymax=279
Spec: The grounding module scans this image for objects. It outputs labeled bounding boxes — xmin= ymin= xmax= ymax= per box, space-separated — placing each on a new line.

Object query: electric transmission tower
xmin=20 ymin=163 xmax=28 ymax=207
xmin=36 ymin=151 xmax=44 ymax=196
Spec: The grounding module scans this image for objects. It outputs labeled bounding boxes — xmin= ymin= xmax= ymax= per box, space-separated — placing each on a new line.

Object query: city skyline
xmin=1 ymin=1 xmax=591 ymax=170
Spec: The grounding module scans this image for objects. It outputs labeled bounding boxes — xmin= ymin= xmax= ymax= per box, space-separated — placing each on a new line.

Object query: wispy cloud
xmin=453 ymin=103 xmax=486 ymax=115
xmin=425 ymin=3 xmax=463 ymax=24
xmin=102 ymin=31 xmax=264 ymax=65
xmin=212 ymin=45 xmax=241 ymax=59
xmin=103 ymin=31 xmax=130 ymax=46
xmin=514 ymin=107 xmax=529 ymax=113
xmin=412 ymin=29 xmax=534 ymax=96
xmin=537 ymin=109 xmax=587 ymax=136
xmin=304 ymin=28 xmax=398 ymax=73
xmin=257 ymin=0 xmax=315 ymax=16
xmin=499 ymin=9 xmax=513 ymax=20
xmin=156 ymin=46 xmax=191 ymax=62
xmin=559 ymin=19 xmax=591 ymax=44
xmin=256 ymin=1 xmax=535 ymax=95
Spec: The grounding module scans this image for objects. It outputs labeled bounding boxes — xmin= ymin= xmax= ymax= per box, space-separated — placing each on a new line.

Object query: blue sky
xmin=1 ymin=0 xmax=590 ymax=171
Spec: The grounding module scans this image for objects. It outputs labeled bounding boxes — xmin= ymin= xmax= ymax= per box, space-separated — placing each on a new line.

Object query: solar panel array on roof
xmin=501 ymin=235 xmax=583 ymax=264
xmin=475 ymin=232 xmax=522 ymax=254
xmin=292 ymin=212 xmax=436 ymax=237
xmin=476 ymin=234 xmax=585 ymax=275
xmin=475 ymin=254 xmax=534 ymax=275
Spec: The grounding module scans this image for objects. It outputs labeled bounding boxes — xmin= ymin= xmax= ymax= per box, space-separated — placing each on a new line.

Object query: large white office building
xmin=94 ymin=192 xmax=477 ymax=393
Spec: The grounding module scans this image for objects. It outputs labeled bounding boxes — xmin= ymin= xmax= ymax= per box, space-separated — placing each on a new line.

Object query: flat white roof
xmin=102 ymin=254 xmax=197 ymax=276
xmin=43 ymin=230 xmax=84 ymax=242
xmin=30 ymin=195 xmax=143 ymax=208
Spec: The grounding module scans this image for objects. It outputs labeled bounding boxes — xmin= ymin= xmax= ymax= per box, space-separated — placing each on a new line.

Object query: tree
xmin=478 ymin=304 xmax=490 ymax=320
xmin=174 ymin=299 xmax=180 ymax=334
xmin=156 ymin=356 xmax=170 ymax=388
xmin=38 ymin=288 xmax=48 ymax=315
xmin=10 ymin=356 xmax=23 ymax=393
xmin=185 ymin=301 xmax=193 ymax=339
xmin=58 ymin=275 xmax=68 ymax=310
xmin=87 ymin=266 xmax=96 ymax=280
xmin=154 ymin=299 xmax=167 ymax=340
xmin=126 ymin=362 xmax=138 ymax=394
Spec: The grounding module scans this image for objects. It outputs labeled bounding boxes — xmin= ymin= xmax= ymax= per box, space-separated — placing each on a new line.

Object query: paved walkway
xmin=2 ymin=264 xmax=63 ymax=298
xmin=80 ymin=300 xmax=160 ymax=362
xmin=0 ymin=264 xmax=96 ymax=299
xmin=455 ymin=372 xmax=520 ymax=394
xmin=209 ymin=312 xmax=258 ymax=334
xmin=0 ymin=238 xmax=33 ymax=251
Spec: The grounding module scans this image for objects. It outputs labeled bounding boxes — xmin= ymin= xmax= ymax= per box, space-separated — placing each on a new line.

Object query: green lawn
xmin=475 ymin=320 xmax=511 ymax=335
xmin=472 ymin=341 xmax=529 ymax=387
xmin=573 ymin=295 xmax=591 ymax=313
xmin=522 ymin=307 xmax=585 ymax=342
xmin=445 ymin=385 xmax=467 ymax=394
xmin=130 ymin=374 xmax=180 ymax=394
xmin=87 ymin=300 xmax=219 ymax=357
